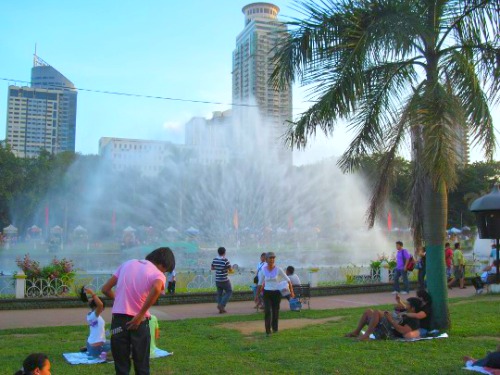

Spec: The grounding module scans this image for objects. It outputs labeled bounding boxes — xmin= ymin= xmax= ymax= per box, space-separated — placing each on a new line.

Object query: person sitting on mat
xmin=80 ymin=286 xmax=111 ymax=359
xmin=345 ymin=297 xmax=422 ymax=340
xmin=464 ymin=344 xmax=500 ymax=371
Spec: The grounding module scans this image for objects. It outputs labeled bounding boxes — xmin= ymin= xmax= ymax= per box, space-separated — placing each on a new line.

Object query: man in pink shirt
xmin=102 ymin=247 xmax=175 ymax=375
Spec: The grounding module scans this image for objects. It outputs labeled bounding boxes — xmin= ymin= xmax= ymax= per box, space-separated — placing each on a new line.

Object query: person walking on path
xmin=415 ymin=246 xmax=426 ymax=290
xmin=255 ymin=252 xmax=295 ymax=336
xmin=448 ymin=242 xmax=466 ymax=289
xmin=445 ymin=242 xmax=454 ymax=280
xmin=253 ymin=252 xmax=267 ymax=309
xmin=211 ymin=247 xmax=233 ymax=314
xmin=392 ymin=241 xmax=410 ymax=294
xmin=101 ymin=247 xmax=175 ymax=375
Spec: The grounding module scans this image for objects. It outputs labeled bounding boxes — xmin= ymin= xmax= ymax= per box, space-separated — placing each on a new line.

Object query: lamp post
xmin=470 ymin=185 xmax=500 ymax=284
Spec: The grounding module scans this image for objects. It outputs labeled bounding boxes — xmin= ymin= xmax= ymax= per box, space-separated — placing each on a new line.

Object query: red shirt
xmin=445 ymin=247 xmax=453 ymax=267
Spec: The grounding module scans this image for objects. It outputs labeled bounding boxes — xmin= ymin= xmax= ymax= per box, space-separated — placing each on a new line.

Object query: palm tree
xmin=272 ymin=0 xmax=500 ymax=329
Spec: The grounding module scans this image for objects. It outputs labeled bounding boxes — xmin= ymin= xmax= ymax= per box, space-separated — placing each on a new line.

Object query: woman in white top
xmin=255 ymin=252 xmax=294 ymax=335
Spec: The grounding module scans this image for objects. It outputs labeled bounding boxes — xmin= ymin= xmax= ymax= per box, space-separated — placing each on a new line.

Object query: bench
xmin=485 ymin=273 xmax=499 ymax=293
xmin=293 ymin=283 xmax=311 ymax=309
xmin=472 ymin=273 xmax=499 ymax=293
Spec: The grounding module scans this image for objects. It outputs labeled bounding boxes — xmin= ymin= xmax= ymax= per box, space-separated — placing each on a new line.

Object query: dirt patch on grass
xmin=218 ymin=316 xmax=342 ymax=335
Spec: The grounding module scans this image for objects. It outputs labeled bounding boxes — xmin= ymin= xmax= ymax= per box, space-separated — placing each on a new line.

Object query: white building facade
xmin=99 ymin=137 xmax=183 ymax=177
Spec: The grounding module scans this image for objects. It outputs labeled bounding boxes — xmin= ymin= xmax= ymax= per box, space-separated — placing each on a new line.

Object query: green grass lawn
xmin=1 ymin=295 xmax=499 ymax=374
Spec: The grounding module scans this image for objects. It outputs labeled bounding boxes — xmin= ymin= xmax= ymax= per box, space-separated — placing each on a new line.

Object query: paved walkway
xmin=0 ymin=287 xmax=476 ymax=330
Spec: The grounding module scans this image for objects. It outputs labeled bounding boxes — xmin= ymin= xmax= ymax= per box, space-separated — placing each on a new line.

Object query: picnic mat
xmin=63 ymin=348 xmax=173 ymax=365
xmin=363 ymin=331 xmax=449 ymax=341
xmin=463 ymin=360 xmax=500 ymax=375
xmin=396 ymin=332 xmax=449 ymax=342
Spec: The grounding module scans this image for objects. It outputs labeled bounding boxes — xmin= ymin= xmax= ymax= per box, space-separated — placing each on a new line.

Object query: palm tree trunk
xmin=423 ymin=179 xmax=450 ymax=330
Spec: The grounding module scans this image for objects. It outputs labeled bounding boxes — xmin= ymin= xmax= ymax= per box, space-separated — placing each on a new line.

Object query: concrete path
xmin=0 ymin=287 xmax=474 ymax=330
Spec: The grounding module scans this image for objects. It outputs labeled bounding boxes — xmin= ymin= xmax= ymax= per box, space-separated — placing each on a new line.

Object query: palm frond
xmin=418 ymin=83 xmax=463 ymax=190
xmin=441 ymin=50 xmax=496 ymax=160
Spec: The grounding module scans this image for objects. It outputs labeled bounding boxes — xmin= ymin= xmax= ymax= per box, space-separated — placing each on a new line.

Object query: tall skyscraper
xmin=232 ymin=2 xmax=293 ymax=165
xmin=5 ymin=55 xmax=77 ymax=158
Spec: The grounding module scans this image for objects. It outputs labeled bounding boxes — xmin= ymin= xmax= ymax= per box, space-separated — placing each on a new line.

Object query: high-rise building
xmin=5 ymin=55 xmax=77 ymax=158
xmin=232 ymin=2 xmax=293 ymax=165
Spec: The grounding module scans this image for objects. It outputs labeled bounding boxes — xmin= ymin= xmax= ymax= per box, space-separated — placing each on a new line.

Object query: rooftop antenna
xmin=33 ymin=43 xmax=37 ymax=67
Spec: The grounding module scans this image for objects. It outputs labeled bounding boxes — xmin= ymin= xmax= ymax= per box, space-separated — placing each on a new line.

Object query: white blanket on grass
xmin=463 ymin=360 xmax=498 ymax=375
xmin=363 ymin=331 xmax=449 ymax=341
xmin=63 ymin=348 xmax=173 ymax=365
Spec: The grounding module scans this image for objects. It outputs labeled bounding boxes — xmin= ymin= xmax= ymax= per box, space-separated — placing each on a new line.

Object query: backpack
xmin=405 ymin=252 xmax=416 ymax=271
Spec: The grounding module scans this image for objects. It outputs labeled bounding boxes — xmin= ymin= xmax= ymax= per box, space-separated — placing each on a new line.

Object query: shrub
xmin=15 ymin=253 xmax=75 ymax=282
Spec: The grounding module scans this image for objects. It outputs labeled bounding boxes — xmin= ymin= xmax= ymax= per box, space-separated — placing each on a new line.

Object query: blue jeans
xmin=216 ymin=280 xmax=232 ymax=307
xmin=87 ymin=341 xmax=111 ymax=357
xmin=393 ymin=269 xmax=409 ymax=292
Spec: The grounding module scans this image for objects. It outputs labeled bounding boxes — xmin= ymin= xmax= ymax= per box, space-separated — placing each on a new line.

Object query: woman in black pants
xmin=255 ymin=252 xmax=295 ymax=336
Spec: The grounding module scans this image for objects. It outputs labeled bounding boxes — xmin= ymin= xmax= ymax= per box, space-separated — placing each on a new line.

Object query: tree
xmin=272 ymin=0 xmax=500 ymax=329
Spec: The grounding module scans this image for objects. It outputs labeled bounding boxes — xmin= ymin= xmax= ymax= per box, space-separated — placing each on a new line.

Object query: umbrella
xmin=447 ymin=227 xmax=462 ymax=234
xmin=3 ymin=224 xmax=18 ymax=234
xmin=185 ymin=227 xmax=199 ymax=235
xmin=29 ymin=225 xmax=42 ymax=233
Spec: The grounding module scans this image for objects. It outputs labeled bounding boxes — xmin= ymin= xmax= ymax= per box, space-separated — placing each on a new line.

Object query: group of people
xmin=345 ymin=288 xmax=432 ymax=340
xmin=14 ymin=241 xmax=499 ymax=374
xmin=210 ymin=248 xmax=301 ymax=336
xmin=391 ymin=240 xmax=473 ymax=295
xmin=16 ymin=248 xmax=174 ymax=375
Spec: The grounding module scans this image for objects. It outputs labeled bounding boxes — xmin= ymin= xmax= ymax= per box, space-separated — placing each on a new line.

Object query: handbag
xmin=289 ymin=298 xmax=302 ymax=311
xmin=254 ymin=263 xmax=264 ymax=284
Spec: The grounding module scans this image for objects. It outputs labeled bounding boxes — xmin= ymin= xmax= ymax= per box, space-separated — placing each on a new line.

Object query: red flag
xmin=45 ymin=206 xmax=49 ymax=227
xmin=233 ymin=209 xmax=239 ymax=231
xmin=387 ymin=211 xmax=392 ymax=231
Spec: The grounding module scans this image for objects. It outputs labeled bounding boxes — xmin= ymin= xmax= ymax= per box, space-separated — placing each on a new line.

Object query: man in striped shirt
xmin=211 ymin=247 xmax=232 ymax=313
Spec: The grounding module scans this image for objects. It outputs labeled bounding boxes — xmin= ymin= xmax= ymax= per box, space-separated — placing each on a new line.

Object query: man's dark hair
xmin=416 ymin=289 xmax=432 ymax=304
xmin=260 ymin=252 xmax=267 ymax=257
xmin=146 ymin=247 xmax=175 ymax=272
xmin=445 ymin=242 xmax=450 ymax=247
xmin=396 ymin=241 xmax=403 ymax=246
xmin=454 ymin=242 xmax=460 ymax=249
xmin=218 ymin=247 xmax=226 ymax=256
xmin=406 ymin=297 xmax=422 ymax=311
xmin=286 ymin=266 xmax=295 ymax=274
xmin=14 ymin=353 xmax=49 ymax=375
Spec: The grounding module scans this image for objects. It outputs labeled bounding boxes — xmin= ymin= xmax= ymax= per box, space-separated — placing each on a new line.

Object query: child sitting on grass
xmin=80 ymin=286 xmax=111 ymax=359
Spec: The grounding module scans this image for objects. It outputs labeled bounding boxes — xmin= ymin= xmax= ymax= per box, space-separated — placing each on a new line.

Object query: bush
xmin=15 ymin=253 xmax=75 ymax=282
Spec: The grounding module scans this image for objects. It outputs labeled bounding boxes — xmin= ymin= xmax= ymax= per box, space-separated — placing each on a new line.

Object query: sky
xmin=0 ymin=0 xmax=498 ymax=165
